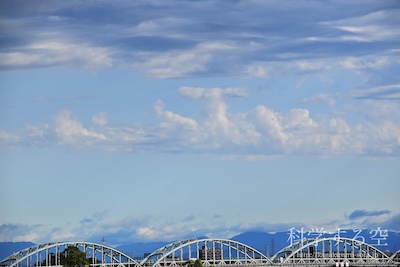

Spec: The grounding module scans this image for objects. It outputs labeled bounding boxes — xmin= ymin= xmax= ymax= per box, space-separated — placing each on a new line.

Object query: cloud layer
xmin=1 ymin=86 xmax=400 ymax=157
xmin=1 ymin=210 xmax=398 ymax=245
xmin=0 ymin=1 xmax=399 ymax=77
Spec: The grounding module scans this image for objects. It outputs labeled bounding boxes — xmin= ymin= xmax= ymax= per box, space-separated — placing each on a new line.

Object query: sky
xmin=0 ymin=0 xmax=400 ymax=246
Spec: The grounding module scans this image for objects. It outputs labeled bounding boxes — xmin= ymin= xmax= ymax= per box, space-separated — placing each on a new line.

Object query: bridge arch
xmin=271 ymin=237 xmax=392 ymax=265
xmin=0 ymin=241 xmax=141 ymax=267
xmin=390 ymin=249 xmax=400 ymax=262
xmin=140 ymin=238 xmax=272 ymax=267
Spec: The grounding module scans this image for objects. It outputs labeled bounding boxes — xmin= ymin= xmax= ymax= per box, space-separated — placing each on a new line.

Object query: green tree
xmin=185 ymin=259 xmax=203 ymax=267
xmin=194 ymin=259 xmax=203 ymax=267
xmin=60 ymin=246 xmax=90 ymax=267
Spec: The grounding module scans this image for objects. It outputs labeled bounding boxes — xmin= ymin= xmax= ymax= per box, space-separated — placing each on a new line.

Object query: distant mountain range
xmin=0 ymin=242 xmax=35 ymax=261
xmin=1 ymin=230 xmax=399 ymax=261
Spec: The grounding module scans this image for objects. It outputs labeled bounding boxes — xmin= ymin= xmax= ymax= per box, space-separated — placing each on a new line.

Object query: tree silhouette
xmin=60 ymin=246 xmax=90 ymax=267
xmin=185 ymin=259 xmax=203 ymax=267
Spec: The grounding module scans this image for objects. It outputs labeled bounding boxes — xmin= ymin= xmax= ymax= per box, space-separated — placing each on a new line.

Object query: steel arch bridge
xmin=271 ymin=237 xmax=395 ymax=265
xmin=1 ymin=238 xmax=399 ymax=267
xmin=0 ymin=241 xmax=141 ymax=267
xmin=140 ymin=238 xmax=272 ymax=267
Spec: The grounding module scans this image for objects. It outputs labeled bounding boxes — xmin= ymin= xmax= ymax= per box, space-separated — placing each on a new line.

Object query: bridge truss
xmin=0 ymin=241 xmax=141 ymax=267
xmin=391 ymin=249 xmax=400 ymax=262
xmin=1 ymin=238 xmax=399 ymax=267
xmin=140 ymin=238 xmax=272 ymax=266
xmin=271 ymin=237 xmax=395 ymax=265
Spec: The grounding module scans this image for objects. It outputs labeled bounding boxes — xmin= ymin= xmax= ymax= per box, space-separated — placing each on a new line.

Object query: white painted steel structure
xmin=1 ymin=238 xmax=399 ymax=267
xmin=271 ymin=237 xmax=394 ymax=265
xmin=391 ymin=249 xmax=400 ymax=262
xmin=0 ymin=242 xmax=141 ymax=267
xmin=140 ymin=238 xmax=272 ymax=266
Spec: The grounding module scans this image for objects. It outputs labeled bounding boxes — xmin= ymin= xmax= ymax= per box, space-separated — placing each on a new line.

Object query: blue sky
xmin=0 ymin=0 xmax=399 ymax=246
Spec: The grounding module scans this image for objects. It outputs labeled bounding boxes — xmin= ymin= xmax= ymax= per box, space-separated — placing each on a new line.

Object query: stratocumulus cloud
xmin=348 ymin=209 xmax=391 ymax=220
xmin=0 ymin=1 xmax=399 ymax=76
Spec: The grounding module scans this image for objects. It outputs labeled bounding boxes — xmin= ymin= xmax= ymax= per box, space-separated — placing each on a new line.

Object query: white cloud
xmin=0 ymin=129 xmax=20 ymax=144
xmin=0 ymin=52 xmax=43 ymax=68
xmin=351 ymin=84 xmax=400 ymax=100
xmin=198 ymin=41 xmax=237 ymax=51
xmin=179 ymin=86 xmax=247 ymax=99
xmin=0 ymin=224 xmax=43 ymax=243
xmin=301 ymin=94 xmax=337 ymax=107
xmin=49 ymin=231 xmax=75 ymax=242
xmin=178 ymin=87 xmax=255 ymax=147
xmin=329 ymin=118 xmax=350 ymax=134
xmin=341 ymin=56 xmax=389 ymax=70
xmin=327 ymin=118 xmax=352 ymax=152
xmin=137 ymin=227 xmax=158 ymax=240
xmin=154 ymin=100 xmax=198 ymax=131
xmin=0 ymin=40 xmax=113 ymax=70
xmin=178 ymin=87 xmax=259 ymax=147
xmin=54 ymin=110 xmax=106 ymax=146
xmin=323 ymin=10 xmax=400 ymax=43
xmin=129 ymin=17 xmax=192 ymax=37
xmin=202 ymin=99 xmax=257 ymax=146
xmin=138 ymin=51 xmax=210 ymax=78
xmin=250 ymin=105 xmax=288 ymax=146
xmin=347 ymin=100 xmax=400 ymax=154
xmin=295 ymin=60 xmax=331 ymax=72
xmin=92 ymin=112 xmax=108 ymax=126
xmin=284 ymin=109 xmax=316 ymax=131
xmin=243 ymin=63 xmax=270 ymax=78
xmin=372 ymin=120 xmax=400 ymax=153
xmin=103 ymin=126 xmax=147 ymax=150
xmin=25 ymin=124 xmax=50 ymax=138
